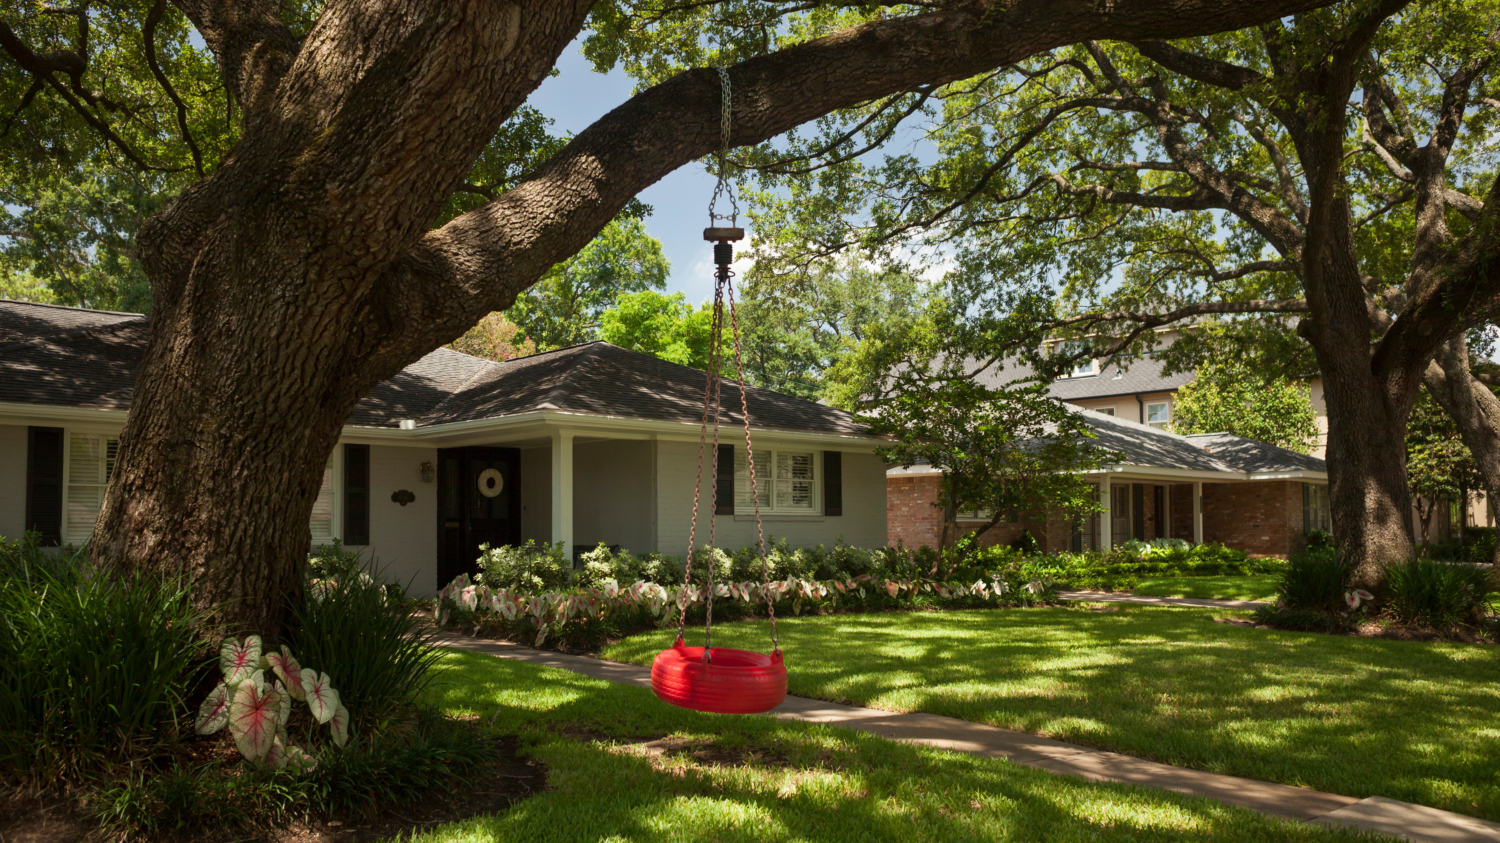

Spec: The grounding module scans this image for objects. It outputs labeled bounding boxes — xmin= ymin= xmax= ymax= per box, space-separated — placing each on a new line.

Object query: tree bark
xmin=89 ymin=0 xmax=1356 ymax=635
xmin=1422 ymin=341 xmax=1500 ymax=564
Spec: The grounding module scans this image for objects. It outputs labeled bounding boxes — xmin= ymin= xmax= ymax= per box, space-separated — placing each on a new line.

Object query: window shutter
xmin=716 ymin=444 xmax=734 ymax=515
xmin=26 ymin=427 xmax=64 ymax=546
xmin=823 ymin=451 xmax=842 ymax=516
xmin=343 ymin=444 xmax=370 ymax=546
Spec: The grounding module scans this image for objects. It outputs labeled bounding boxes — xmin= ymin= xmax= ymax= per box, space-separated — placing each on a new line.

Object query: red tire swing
xmin=651 ymin=67 xmax=786 ymax=716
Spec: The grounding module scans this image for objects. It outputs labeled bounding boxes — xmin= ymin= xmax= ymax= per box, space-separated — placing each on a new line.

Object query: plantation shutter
xmin=310 ymin=457 xmax=335 ymax=542
xmin=25 ymin=427 xmax=64 ymax=546
xmin=734 ymin=446 xmax=770 ymax=511
xmin=343 ymin=444 xmax=370 ymax=545
xmin=823 ymin=451 xmax=842 ymax=516
xmin=64 ymin=432 xmax=118 ymax=546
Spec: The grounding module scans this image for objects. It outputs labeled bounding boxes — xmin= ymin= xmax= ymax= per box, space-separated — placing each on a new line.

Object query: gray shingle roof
xmin=1182 ymin=432 xmax=1325 ymax=473
xmin=1078 ymin=410 xmax=1325 ymax=475
xmin=418 ymin=342 xmax=867 ymax=434
xmin=974 ymin=353 xmax=1194 ymax=401
xmin=0 ymin=301 xmax=868 ymax=436
xmin=0 ymin=299 xmax=142 ymax=343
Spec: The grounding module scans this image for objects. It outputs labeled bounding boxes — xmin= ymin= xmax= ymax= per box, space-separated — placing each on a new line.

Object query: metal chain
xmin=725 ymin=279 xmax=778 ymax=652
xmin=678 ymin=270 xmax=729 ymax=660
xmin=707 ymin=66 xmax=738 ymax=227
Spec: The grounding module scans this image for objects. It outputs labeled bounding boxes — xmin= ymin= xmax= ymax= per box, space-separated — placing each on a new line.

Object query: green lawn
xmin=605 ymin=608 xmax=1500 ymax=822
xmin=1130 ymin=575 xmax=1280 ymax=601
xmin=413 ymin=649 xmax=1376 ymax=842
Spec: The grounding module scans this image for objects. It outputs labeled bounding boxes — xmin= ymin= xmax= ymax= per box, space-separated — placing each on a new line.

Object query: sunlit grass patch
xmin=413 ymin=649 xmax=1378 ymax=842
xmin=606 ymin=607 xmax=1500 ymax=821
xmin=1131 ymin=575 xmax=1280 ymax=600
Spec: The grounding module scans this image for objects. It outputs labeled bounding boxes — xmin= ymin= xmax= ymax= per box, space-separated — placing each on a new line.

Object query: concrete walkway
xmin=438 ymin=633 xmax=1500 ymax=843
xmin=1057 ymin=590 xmax=1272 ymax=610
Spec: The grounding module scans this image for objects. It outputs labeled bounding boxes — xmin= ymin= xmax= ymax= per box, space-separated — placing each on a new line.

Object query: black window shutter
xmin=343 ymin=444 xmax=371 ymax=545
xmin=824 ymin=451 xmax=843 ymax=517
xmin=26 ymin=427 xmax=64 ymax=546
xmin=716 ymin=444 xmax=734 ymax=515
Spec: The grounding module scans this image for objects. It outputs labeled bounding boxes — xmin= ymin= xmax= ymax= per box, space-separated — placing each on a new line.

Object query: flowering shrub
xmin=434 ymin=567 xmax=1057 ymax=649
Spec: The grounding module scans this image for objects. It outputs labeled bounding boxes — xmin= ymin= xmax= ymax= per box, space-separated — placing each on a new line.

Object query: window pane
xmin=66 ymin=433 xmax=117 ymax=546
xmin=65 ymin=486 xmax=102 ymax=545
xmin=1147 ymin=403 xmax=1170 ymax=423
xmin=771 ymin=452 xmax=815 ymax=511
xmin=69 ymin=434 xmax=104 ymax=484
xmin=735 ymin=447 xmax=770 ymax=510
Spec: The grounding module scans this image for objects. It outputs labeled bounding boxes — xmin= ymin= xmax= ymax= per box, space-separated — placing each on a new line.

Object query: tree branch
xmin=292 ymin=0 xmax=1345 ymax=368
xmin=145 ymin=0 xmax=204 ymax=177
xmin=169 ymin=0 xmax=298 ymax=122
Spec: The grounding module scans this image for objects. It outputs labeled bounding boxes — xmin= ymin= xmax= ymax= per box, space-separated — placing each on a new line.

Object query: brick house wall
xmin=887 ymin=474 xmax=945 ymax=549
xmin=1200 ymin=481 xmax=1305 ymax=556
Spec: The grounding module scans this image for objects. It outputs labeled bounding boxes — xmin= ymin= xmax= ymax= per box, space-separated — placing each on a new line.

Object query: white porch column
xmin=551 ymin=429 xmax=574 ymax=555
xmin=1099 ymin=481 xmax=1113 ymax=551
xmin=1192 ymin=481 xmax=1204 ymax=545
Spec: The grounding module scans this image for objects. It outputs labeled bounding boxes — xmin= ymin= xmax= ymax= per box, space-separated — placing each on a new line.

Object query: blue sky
xmin=527 ymin=43 xmax=731 ymax=305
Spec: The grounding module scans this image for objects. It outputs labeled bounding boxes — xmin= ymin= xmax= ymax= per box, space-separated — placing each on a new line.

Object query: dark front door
xmin=437 ymin=447 xmax=521 ymax=587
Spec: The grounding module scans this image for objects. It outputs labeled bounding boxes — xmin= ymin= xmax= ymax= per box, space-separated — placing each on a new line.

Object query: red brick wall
xmin=887 ymin=474 xmax=945 ymax=550
xmin=1200 ymin=481 xmax=1304 ymax=556
xmin=889 ymin=474 xmax=1310 ymax=557
xmin=1169 ymin=484 xmax=1195 ymax=541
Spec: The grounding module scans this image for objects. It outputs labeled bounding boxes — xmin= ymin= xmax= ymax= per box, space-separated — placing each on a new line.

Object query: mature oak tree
xmin=745 ymin=1 xmax=1500 ymax=580
xmin=1 ymin=0 xmax=1354 ymax=633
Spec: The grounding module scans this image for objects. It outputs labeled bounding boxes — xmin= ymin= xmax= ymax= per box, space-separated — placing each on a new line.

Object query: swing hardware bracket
xmin=703 ymin=227 xmax=744 ymax=242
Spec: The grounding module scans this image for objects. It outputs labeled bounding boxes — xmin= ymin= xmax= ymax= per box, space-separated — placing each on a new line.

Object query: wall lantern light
xmin=420 ymin=461 xmax=435 ymax=483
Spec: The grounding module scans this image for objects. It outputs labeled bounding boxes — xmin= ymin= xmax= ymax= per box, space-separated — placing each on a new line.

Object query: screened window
xmin=310 ymin=457 xmax=335 ymax=541
xmin=65 ymin=432 xmax=118 ymax=546
xmin=735 ymin=447 xmax=819 ymax=513
xmin=1075 ymin=483 xmax=1102 ymax=551
xmin=1095 ymin=407 xmax=1116 ymax=416
xmin=1146 ymin=402 xmax=1171 ymax=430
xmin=1303 ymin=483 xmax=1331 ymax=534
xmin=955 ymin=506 xmax=1017 ymax=523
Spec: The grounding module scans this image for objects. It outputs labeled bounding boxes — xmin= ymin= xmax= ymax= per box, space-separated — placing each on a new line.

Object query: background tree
xmin=736 ymin=1 xmax=1500 ymax=580
xmin=1171 ymin=356 xmax=1320 ymax=453
xmin=598 ymin=289 xmax=726 ymax=372
xmin=0 ymin=0 xmax=1354 ymax=632
xmin=860 ymin=315 xmax=1112 ymax=550
xmin=735 ymin=255 xmax=932 ymax=400
xmin=1406 ymin=388 xmax=1485 ymax=545
xmin=509 ymin=216 xmax=670 ymax=350
xmin=446 ymin=312 xmax=537 ymax=362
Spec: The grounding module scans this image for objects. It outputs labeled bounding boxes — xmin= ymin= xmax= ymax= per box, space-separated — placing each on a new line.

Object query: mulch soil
xmin=273 ymin=735 xmax=544 ymax=843
xmin=1215 ymin=614 xmax=1495 ymax=644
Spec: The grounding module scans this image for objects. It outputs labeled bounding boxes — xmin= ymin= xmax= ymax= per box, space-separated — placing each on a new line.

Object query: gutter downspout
xmin=1136 ymin=394 xmax=1145 ymax=424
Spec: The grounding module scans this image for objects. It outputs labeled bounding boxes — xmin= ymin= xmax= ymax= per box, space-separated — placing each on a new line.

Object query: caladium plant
xmin=193 ymin=636 xmax=351 ymax=770
xmin=228 ymin=679 xmax=280 ymax=762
